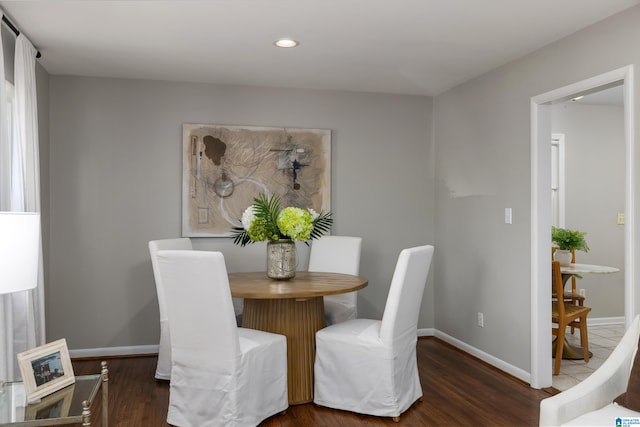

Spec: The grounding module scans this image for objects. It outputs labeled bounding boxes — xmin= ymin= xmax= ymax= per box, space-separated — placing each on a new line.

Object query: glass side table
xmin=0 ymin=361 xmax=108 ymax=426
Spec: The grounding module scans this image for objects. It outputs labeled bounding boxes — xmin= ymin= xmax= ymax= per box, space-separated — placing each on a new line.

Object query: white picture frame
xmin=24 ymin=382 xmax=75 ymax=420
xmin=17 ymin=338 xmax=75 ymax=403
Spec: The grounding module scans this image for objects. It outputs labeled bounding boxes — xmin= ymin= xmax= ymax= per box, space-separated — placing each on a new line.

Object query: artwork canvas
xmin=17 ymin=339 xmax=75 ymax=402
xmin=182 ymin=124 xmax=331 ymax=237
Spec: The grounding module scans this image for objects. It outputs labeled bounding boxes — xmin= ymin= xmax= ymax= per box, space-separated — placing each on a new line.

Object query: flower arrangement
xmin=551 ymin=226 xmax=590 ymax=252
xmin=232 ymin=193 xmax=333 ymax=246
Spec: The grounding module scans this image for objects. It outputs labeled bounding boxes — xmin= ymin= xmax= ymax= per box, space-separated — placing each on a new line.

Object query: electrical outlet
xmin=579 ymin=289 xmax=586 ymax=297
xmin=477 ymin=312 xmax=484 ymax=327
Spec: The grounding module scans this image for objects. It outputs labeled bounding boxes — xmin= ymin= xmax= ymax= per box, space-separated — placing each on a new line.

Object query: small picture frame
xmin=24 ymin=382 xmax=75 ymax=420
xmin=17 ymin=338 xmax=75 ymax=402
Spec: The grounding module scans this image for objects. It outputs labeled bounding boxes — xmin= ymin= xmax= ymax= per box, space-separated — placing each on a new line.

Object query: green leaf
xmin=309 ymin=211 xmax=333 ymax=240
xmin=551 ymin=226 xmax=590 ymax=252
xmin=231 ymin=226 xmax=253 ymax=247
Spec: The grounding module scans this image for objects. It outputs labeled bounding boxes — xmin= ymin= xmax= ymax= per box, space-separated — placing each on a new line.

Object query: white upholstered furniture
xmin=314 ymin=244 xmax=434 ymax=422
xmin=229 ymin=271 xmax=367 ymax=405
xmin=539 ymin=315 xmax=640 ymax=426
xmin=148 ymin=238 xmax=193 ymax=380
xmin=157 ymin=250 xmax=288 ymax=427
xmin=307 ymin=235 xmax=362 ymax=325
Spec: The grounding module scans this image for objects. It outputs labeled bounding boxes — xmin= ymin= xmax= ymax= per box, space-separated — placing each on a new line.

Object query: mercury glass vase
xmin=267 ymin=239 xmax=297 ymax=280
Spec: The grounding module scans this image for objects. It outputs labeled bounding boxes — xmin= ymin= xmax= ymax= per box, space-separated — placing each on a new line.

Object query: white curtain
xmin=0 ymin=27 xmax=45 ymax=381
xmin=0 ymin=10 xmax=13 ymax=382
xmin=0 ymin=17 xmax=8 ymax=211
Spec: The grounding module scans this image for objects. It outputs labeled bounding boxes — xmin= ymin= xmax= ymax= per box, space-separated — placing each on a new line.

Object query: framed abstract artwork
xmin=182 ymin=124 xmax=331 ymax=237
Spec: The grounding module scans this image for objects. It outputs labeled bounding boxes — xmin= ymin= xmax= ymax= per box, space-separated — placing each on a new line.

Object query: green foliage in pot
xmin=551 ymin=226 xmax=590 ymax=252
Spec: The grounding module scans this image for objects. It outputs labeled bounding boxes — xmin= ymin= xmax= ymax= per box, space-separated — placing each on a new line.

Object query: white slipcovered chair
xmin=540 ymin=315 xmax=640 ymax=426
xmin=148 ymin=238 xmax=193 ymax=380
xmin=308 ymin=235 xmax=363 ymax=325
xmin=314 ymin=244 xmax=434 ymax=422
xmin=157 ymin=250 xmax=288 ymax=427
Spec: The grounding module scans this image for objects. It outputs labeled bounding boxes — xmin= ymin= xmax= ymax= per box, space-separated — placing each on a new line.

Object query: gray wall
xmin=552 ymin=102 xmax=625 ymax=318
xmin=2 ymin=26 xmax=14 ymax=82
xmin=41 ymin=2 xmax=640 ymax=377
xmin=47 ymin=77 xmax=434 ymax=349
xmin=433 ymin=5 xmax=640 ymax=373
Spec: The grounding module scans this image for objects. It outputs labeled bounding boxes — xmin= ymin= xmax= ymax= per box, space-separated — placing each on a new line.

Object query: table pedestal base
xmin=242 ymin=297 xmax=325 ymax=405
xmin=552 ymin=337 xmax=593 ymax=360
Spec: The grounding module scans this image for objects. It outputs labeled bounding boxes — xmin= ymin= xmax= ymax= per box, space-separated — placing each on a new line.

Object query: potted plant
xmin=231 ymin=193 xmax=333 ymax=279
xmin=551 ymin=226 xmax=589 ymax=265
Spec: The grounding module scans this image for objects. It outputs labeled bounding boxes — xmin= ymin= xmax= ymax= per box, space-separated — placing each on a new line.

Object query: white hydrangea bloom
xmin=241 ymin=205 xmax=256 ymax=231
xmin=307 ymin=208 xmax=319 ymax=220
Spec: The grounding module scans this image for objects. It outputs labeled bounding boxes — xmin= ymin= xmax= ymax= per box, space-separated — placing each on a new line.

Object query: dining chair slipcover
xmin=314 ymin=244 xmax=434 ymax=420
xmin=307 ymin=235 xmax=362 ymax=325
xmin=157 ymin=250 xmax=288 ymax=427
xmin=148 ymin=238 xmax=193 ymax=380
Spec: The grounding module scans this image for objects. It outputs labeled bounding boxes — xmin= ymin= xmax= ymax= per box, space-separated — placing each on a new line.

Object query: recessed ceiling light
xmin=571 ymin=95 xmax=585 ymax=101
xmin=274 ymin=38 xmax=299 ymax=48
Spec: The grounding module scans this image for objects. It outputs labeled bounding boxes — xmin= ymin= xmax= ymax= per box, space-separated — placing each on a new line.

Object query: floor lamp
xmin=0 ymin=212 xmax=40 ymax=383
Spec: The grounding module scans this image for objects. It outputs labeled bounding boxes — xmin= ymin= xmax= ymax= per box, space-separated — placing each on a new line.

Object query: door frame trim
xmin=530 ymin=65 xmax=635 ymax=388
xmin=551 ymin=133 xmax=566 ymax=228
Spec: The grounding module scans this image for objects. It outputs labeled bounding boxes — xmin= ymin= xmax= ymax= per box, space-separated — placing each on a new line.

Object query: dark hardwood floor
xmin=72 ymin=338 xmax=556 ymax=426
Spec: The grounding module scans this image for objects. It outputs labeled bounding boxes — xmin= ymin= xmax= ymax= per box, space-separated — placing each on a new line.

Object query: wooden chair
xmin=551 ymin=260 xmax=591 ymax=375
xmin=552 ymin=247 xmax=585 ymax=334
xmin=552 ymin=248 xmax=585 ymax=302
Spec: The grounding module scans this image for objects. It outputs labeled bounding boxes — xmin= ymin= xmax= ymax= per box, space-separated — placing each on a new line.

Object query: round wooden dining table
xmin=228 ymin=271 xmax=368 ymax=405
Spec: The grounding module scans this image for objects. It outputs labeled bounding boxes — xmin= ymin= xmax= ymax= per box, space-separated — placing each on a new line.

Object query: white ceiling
xmin=1 ymin=0 xmax=638 ymax=96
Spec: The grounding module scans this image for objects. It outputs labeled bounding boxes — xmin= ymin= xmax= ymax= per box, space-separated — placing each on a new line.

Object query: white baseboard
xmin=433 ymin=330 xmax=531 ymax=384
xmin=417 ymin=328 xmax=435 ymax=337
xmin=417 ymin=327 xmax=529 ymax=384
xmin=418 ymin=318 xmax=625 ymax=386
xmin=72 ymin=331 xmax=437 ymax=358
xmin=69 ymin=345 xmax=159 ymax=359
xmin=72 ymin=319 xmax=624 ymax=379
xmin=588 ymin=316 xmax=625 ymax=326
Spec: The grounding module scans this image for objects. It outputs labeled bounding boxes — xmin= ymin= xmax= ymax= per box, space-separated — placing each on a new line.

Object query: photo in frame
xmin=182 ymin=123 xmax=331 ymax=237
xmin=17 ymin=338 xmax=75 ymax=403
xmin=24 ymin=382 xmax=75 ymax=420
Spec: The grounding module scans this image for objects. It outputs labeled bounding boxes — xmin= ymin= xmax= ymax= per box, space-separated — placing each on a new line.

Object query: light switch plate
xmin=505 ymin=208 xmax=512 ymax=224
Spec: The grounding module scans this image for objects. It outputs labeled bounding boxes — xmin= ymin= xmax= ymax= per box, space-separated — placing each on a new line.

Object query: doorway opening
xmin=530 ymin=65 xmax=634 ymax=389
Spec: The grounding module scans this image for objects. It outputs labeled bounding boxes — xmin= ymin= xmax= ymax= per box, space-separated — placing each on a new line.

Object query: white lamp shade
xmin=0 ymin=211 xmax=40 ymax=294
